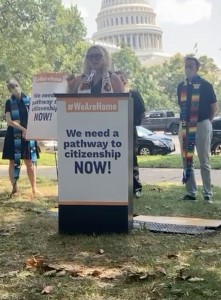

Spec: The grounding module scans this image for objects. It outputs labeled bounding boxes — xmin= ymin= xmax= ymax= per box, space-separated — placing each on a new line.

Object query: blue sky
xmin=62 ymin=0 xmax=221 ymax=67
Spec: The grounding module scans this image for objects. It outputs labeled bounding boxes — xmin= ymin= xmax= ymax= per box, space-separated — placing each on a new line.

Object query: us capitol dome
xmin=91 ymin=0 xmax=169 ymax=65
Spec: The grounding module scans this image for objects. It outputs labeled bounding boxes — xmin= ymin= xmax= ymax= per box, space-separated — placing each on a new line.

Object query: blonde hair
xmin=82 ymin=45 xmax=111 ymax=76
xmin=7 ymin=78 xmax=20 ymax=91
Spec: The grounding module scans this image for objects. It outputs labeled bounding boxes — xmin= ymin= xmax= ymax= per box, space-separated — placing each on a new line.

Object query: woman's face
xmin=86 ymin=48 xmax=105 ymax=71
xmin=9 ymin=84 xmax=21 ymax=98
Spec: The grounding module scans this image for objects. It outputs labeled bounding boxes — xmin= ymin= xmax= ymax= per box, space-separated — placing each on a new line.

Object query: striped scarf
xmin=10 ymin=96 xmax=37 ymax=181
xmin=180 ymin=77 xmax=201 ymax=183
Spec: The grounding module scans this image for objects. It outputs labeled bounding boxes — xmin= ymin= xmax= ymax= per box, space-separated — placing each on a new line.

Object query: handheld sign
xmin=26 ymin=72 xmax=67 ymax=140
xmin=56 ymin=93 xmax=133 ymax=234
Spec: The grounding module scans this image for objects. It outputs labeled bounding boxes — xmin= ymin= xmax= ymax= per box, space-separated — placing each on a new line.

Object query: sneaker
xmin=135 ymin=191 xmax=142 ymax=198
xmin=204 ymin=196 xmax=212 ymax=204
xmin=181 ymin=195 xmax=196 ymax=201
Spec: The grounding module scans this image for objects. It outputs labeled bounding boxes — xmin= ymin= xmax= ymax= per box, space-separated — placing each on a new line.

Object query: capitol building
xmin=91 ymin=0 xmax=170 ymax=65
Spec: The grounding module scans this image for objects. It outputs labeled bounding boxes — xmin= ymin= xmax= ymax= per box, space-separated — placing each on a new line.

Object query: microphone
xmin=86 ymin=69 xmax=96 ymax=84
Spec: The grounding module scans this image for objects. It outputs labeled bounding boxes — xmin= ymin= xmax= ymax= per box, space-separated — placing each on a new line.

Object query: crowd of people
xmin=2 ymin=46 xmax=218 ymax=203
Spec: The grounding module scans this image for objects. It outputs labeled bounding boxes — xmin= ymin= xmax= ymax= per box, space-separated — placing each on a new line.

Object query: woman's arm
xmin=6 ymin=112 xmax=27 ymax=138
xmin=66 ymin=75 xmax=82 ymax=93
xmin=210 ymin=102 xmax=218 ymax=122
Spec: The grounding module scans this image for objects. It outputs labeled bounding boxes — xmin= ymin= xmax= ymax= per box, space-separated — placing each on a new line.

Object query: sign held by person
xmin=26 ymin=72 xmax=67 ymax=140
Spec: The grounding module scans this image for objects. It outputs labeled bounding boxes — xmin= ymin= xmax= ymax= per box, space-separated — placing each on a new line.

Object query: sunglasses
xmin=86 ymin=53 xmax=103 ymax=60
xmin=10 ymin=84 xmax=18 ymax=89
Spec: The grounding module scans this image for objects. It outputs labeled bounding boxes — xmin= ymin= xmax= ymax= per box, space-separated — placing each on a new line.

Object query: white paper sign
xmin=26 ymin=72 xmax=67 ymax=140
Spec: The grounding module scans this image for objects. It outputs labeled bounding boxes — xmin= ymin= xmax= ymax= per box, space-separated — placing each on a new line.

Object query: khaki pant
xmin=179 ymin=119 xmax=213 ymax=198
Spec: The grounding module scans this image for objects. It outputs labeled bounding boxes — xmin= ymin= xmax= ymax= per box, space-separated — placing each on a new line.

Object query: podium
xmin=55 ymin=93 xmax=133 ymax=234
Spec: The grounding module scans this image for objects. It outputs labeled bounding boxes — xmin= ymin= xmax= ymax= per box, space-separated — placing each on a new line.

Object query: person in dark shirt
xmin=2 ymin=78 xmax=40 ymax=197
xmin=115 ymin=70 xmax=146 ymax=198
xmin=177 ymin=57 xmax=218 ymax=203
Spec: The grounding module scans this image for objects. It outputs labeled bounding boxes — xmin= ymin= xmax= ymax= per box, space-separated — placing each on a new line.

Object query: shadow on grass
xmin=1 ymin=181 xmax=221 ymax=299
xmin=134 ymin=183 xmax=221 ymax=219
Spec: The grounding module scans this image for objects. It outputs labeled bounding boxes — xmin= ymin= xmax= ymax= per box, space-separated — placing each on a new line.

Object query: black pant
xmin=133 ymin=152 xmax=142 ymax=193
xmin=133 ymin=127 xmax=142 ymax=193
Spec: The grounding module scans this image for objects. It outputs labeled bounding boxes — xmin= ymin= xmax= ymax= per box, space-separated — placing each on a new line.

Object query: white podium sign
xmin=56 ymin=94 xmax=133 ymax=234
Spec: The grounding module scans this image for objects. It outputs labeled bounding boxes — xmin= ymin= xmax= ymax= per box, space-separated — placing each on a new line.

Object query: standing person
xmin=67 ymin=45 xmax=124 ymax=94
xmin=115 ymin=70 xmax=146 ymax=198
xmin=177 ymin=57 xmax=218 ymax=203
xmin=2 ymin=79 xmax=40 ymax=197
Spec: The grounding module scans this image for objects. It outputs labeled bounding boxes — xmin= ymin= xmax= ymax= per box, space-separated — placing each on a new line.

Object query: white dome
xmin=92 ymin=0 xmax=163 ymax=55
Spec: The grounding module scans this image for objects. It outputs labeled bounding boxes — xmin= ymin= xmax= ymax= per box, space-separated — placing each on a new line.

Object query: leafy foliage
xmin=0 ymin=3 xmax=220 ymax=118
xmin=0 ymin=0 xmax=87 ymax=118
xmin=112 ymin=46 xmax=221 ymax=112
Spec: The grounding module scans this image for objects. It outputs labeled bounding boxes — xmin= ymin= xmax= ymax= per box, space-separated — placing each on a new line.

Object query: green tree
xmin=0 ymin=0 xmax=87 ymax=118
xmin=112 ymin=44 xmax=142 ymax=81
xmin=149 ymin=53 xmax=184 ymax=111
xmin=149 ymin=53 xmax=221 ymax=112
xmin=111 ymin=45 xmax=167 ymax=109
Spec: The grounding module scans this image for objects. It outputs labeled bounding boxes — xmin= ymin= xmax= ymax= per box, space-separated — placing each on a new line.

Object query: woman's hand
xmin=22 ymin=128 xmax=27 ymax=139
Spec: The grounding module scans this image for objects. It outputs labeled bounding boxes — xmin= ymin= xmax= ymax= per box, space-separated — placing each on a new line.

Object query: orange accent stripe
xmin=35 ymin=72 xmax=64 ymax=83
xmin=58 ymin=201 xmax=128 ymax=206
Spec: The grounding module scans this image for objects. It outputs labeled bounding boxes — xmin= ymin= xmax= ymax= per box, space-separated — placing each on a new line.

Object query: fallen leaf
xmin=0 ymin=232 xmax=11 ymax=236
xmin=170 ymin=289 xmax=184 ymax=296
xmin=0 ymin=228 xmax=11 ymax=236
xmin=167 ymin=254 xmax=179 ymax=259
xmin=124 ymin=270 xmax=155 ymax=282
xmin=139 ymin=273 xmax=150 ymax=280
xmin=91 ymin=270 xmax=102 ymax=277
xmin=69 ymin=269 xmax=83 ymax=277
xmin=8 ymin=270 xmax=19 ymax=277
xmin=44 ymin=270 xmax=57 ymax=277
xmin=145 ymin=206 xmax=152 ymax=210
xmin=41 ymin=285 xmax=54 ymax=294
xmin=150 ymin=187 xmax=163 ymax=192
xmin=56 ymin=270 xmax=66 ymax=276
xmin=25 ymin=256 xmax=44 ymax=269
xmin=42 ymin=263 xmax=63 ymax=272
xmin=188 ymin=277 xmax=205 ymax=282
xmin=156 ymin=267 xmax=167 ymax=276
xmin=99 ymin=269 xmax=122 ymax=280
xmin=98 ymin=249 xmax=105 ymax=254
xmin=0 ymin=270 xmax=19 ymax=278
xmin=176 ymin=269 xmax=191 ymax=281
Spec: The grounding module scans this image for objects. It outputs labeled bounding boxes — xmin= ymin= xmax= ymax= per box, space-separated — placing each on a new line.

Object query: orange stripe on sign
xmin=66 ymin=98 xmax=118 ymax=112
xmin=35 ymin=73 xmax=64 ymax=83
xmin=58 ymin=201 xmax=128 ymax=206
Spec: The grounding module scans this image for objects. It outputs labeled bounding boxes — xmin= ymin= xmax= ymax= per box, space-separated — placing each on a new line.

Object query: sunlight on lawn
xmin=1 ymin=178 xmax=221 ymax=299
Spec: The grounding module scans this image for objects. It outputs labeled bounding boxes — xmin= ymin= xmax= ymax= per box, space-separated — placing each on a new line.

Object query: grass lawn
xmin=1 ymin=176 xmax=221 ymax=299
xmin=1 ymin=152 xmax=221 ymax=169
xmin=138 ymin=154 xmax=221 ymax=169
xmin=0 ymin=152 xmax=58 ymax=167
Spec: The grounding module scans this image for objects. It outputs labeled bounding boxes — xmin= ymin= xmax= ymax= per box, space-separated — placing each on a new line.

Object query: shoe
xmin=32 ymin=189 xmax=42 ymax=197
xmin=135 ymin=191 xmax=142 ymax=198
xmin=12 ymin=184 xmax=18 ymax=194
xmin=204 ymin=196 xmax=212 ymax=204
xmin=181 ymin=195 xmax=196 ymax=201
